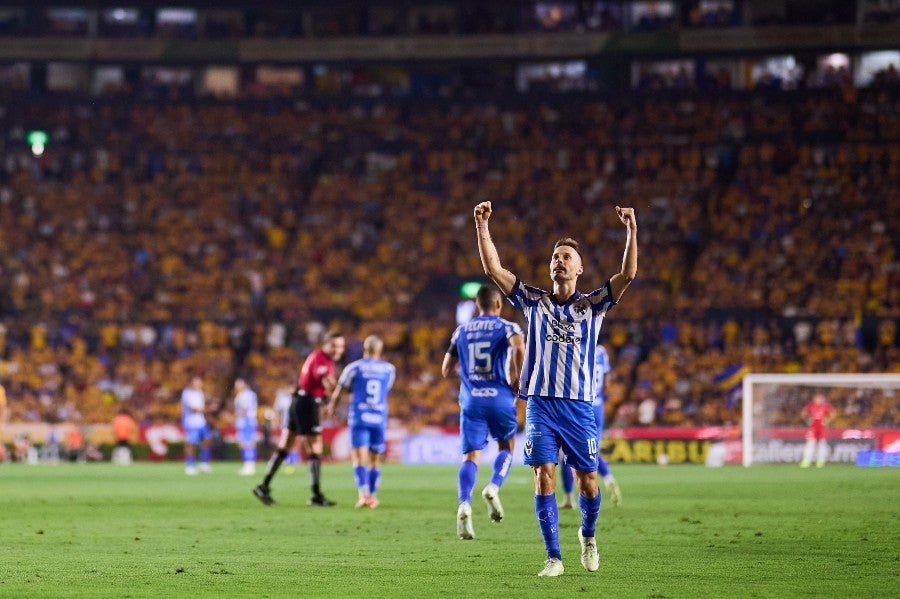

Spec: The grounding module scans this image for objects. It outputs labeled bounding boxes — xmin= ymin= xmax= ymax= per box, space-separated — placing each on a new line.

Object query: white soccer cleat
xmin=199 ymin=463 xmax=212 ymax=473
xmin=604 ymin=476 xmax=622 ymax=507
xmin=578 ymin=528 xmax=600 ymax=572
xmin=185 ymin=465 xmax=198 ymax=476
xmin=457 ymin=501 xmax=475 ymax=540
xmin=537 ymin=558 xmax=564 ymax=577
xmin=238 ymin=463 xmax=256 ymax=476
xmin=481 ymin=483 xmax=504 ymax=522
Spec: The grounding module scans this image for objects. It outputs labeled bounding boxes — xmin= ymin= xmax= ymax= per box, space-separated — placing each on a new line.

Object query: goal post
xmin=741 ymin=373 xmax=900 ymax=467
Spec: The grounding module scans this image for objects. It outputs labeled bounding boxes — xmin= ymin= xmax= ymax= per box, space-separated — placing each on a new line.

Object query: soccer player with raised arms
xmin=326 ymin=335 xmax=396 ymax=508
xmin=473 ymin=201 xmax=637 ymax=577
xmin=442 ymin=284 xmax=525 ymax=540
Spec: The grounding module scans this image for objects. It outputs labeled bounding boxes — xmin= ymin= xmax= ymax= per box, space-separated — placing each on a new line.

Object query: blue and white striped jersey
xmin=448 ymin=314 xmax=523 ymax=408
xmin=507 ymin=278 xmax=616 ymax=401
xmin=592 ymin=344 xmax=611 ymax=407
xmin=181 ymin=388 xmax=206 ymax=429
xmin=338 ymin=358 xmax=396 ymax=428
xmin=234 ymin=388 xmax=258 ymax=429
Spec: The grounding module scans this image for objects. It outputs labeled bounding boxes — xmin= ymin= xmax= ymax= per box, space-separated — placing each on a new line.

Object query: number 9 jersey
xmin=338 ymin=358 xmax=397 ymax=428
xmin=448 ymin=314 xmax=524 ymax=408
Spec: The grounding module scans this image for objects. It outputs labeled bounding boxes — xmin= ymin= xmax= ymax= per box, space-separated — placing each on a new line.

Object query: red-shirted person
xmin=800 ymin=393 xmax=835 ymax=468
xmin=254 ymin=331 xmax=346 ymax=506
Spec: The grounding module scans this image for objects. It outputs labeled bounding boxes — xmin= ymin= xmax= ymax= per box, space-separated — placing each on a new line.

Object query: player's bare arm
xmin=324 ymin=385 xmax=345 ymax=419
xmin=474 ymin=201 xmax=516 ymax=295
xmin=441 ymin=353 xmax=458 ymax=378
xmin=608 ymin=206 xmax=637 ymax=302
xmin=509 ymin=333 xmax=525 ymax=396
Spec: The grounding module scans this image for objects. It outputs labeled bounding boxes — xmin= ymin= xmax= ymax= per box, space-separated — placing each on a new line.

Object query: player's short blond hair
xmin=363 ymin=335 xmax=383 ymax=355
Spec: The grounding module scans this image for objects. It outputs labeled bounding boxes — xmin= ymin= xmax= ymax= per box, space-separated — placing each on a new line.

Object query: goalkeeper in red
xmin=800 ymin=393 xmax=835 ymax=468
xmin=474 ymin=200 xmax=637 ymax=577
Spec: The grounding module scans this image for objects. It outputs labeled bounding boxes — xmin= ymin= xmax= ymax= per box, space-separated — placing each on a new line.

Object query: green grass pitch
xmin=1 ymin=462 xmax=897 ymax=598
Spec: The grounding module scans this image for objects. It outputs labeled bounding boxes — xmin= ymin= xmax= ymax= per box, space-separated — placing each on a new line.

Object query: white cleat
xmin=185 ymin=465 xmax=198 ymax=476
xmin=537 ymin=558 xmax=564 ymax=577
xmin=481 ymin=483 xmax=504 ymax=522
xmin=604 ymin=475 xmax=622 ymax=507
xmin=199 ymin=463 xmax=212 ymax=473
xmin=457 ymin=501 xmax=475 ymax=540
xmin=578 ymin=528 xmax=600 ymax=572
xmin=238 ymin=463 xmax=256 ymax=476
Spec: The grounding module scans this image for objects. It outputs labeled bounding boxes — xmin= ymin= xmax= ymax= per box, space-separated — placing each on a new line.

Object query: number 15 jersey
xmin=448 ymin=314 xmax=523 ymax=409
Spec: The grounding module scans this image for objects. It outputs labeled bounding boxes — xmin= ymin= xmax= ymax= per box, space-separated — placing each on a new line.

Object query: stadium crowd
xmin=0 ymin=83 xmax=897 ymax=437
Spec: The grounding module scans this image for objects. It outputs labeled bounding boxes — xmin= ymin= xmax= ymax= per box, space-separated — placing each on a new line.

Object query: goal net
xmin=741 ymin=373 xmax=900 ymax=466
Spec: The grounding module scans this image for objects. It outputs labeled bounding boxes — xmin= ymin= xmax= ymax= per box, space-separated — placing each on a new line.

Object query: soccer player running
xmin=181 ymin=376 xmax=213 ymax=475
xmin=474 ymin=201 xmax=637 ymax=577
xmin=233 ymin=378 xmax=259 ymax=476
xmin=442 ymin=284 xmax=525 ymax=540
xmin=326 ymin=335 xmax=396 ymax=509
xmin=560 ymin=342 xmax=622 ymax=508
xmin=254 ymin=331 xmax=345 ymax=506
xmin=800 ymin=392 xmax=835 ymax=468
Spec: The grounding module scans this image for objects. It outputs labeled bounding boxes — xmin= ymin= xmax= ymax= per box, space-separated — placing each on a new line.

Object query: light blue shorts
xmin=459 ymin=403 xmax=517 ymax=454
xmin=351 ymin=424 xmax=386 ymax=454
xmin=184 ymin=424 xmax=211 ymax=446
xmin=524 ymin=396 xmax=598 ymax=472
xmin=236 ymin=424 xmax=257 ymax=445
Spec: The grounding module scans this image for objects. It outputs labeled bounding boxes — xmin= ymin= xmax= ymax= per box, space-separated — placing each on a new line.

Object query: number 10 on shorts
xmin=587 ymin=437 xmax=598 ymax=455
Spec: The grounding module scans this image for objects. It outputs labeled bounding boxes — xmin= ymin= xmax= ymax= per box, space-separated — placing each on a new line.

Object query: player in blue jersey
xmin=233 ymin=378 xmax=259 ymax=476
xmin=181 ymin=376 xmax=212 ymax=475
xmin=327 ymin=335 xmax=396 ymax=509
xmin=560 ymin=342 xmax=621 ymax=508
xmin=442 ymin=284 xmax=525 ymax=540
xmin=474 ymin=200 xmax=637 ymax=577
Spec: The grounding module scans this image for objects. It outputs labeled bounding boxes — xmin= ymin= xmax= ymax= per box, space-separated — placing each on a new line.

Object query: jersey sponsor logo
xmin=551 ymin=319 xmax=576 ymax=331
xmin=361 ymin=412 xmax=383 ymax=425
xmin=545 ymin=332 xmax=583 ymax=344
xmin=470 ymin=387 xmax=499 ymax=397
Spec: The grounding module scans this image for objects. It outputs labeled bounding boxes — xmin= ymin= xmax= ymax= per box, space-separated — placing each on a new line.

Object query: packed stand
xmin=0 ymin=86 xmax=897 ymax=434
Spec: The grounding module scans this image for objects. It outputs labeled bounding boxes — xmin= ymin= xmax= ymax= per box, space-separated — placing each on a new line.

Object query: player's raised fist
xmin=474 ymin=201 xmax=492 ymax=224
xmin=615 ymin=206 xmax=636 ymax=229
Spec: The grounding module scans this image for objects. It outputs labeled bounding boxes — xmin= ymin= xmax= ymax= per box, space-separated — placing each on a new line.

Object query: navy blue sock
xmin=457 ymin=460 xmax=477 ymax=503
xmin=598 ymin=456 xmax=611 ymax=478
xmin=490 ymin=450 xmax=512 ymax=487
xmin=579 ymin=493 xmax=602 ymax=538
xmin=368 ymin=468 xmax=381 ymax=495
xmin=561 ymin=463 xmax=575 ymax=494
xmin=535 ymin=494 xmax=562 ymax=560
xmin=353 ymin=465 xmax=367 ymax=489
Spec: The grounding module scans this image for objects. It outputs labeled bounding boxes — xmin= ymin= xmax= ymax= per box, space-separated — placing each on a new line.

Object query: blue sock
xmin=562 ymin=463 xmax=575 ymax=494
xmin=354 ymin=465 xmax=367 ymax=489
xmin=535 ymin=494 xmax=562 ymax=560
xmin=579 ymin=493 xmax=602 ymax=538
xmin=368 ymin=468 xmax=381 ymax=495
xmin=247 ymin=447 xmax=257 ymax=463
xmin=185 ymin=455 xmax=196 ymax=468
xmin=598 ymin=456 xmax=611 ymax=478
xmin=286 ymin=450 xmax=299 ymax=465
xmin=200 ymin=446 xmax=211 ymax=464
xmin=457 ymin=460 xmax=477 ymax=503
xmin=490 ymin=450 xmax=512 ymax=487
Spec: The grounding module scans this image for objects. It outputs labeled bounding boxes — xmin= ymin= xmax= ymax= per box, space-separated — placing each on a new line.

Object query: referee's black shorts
xmin=287 ymin=391 xmax=322 ymax=435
